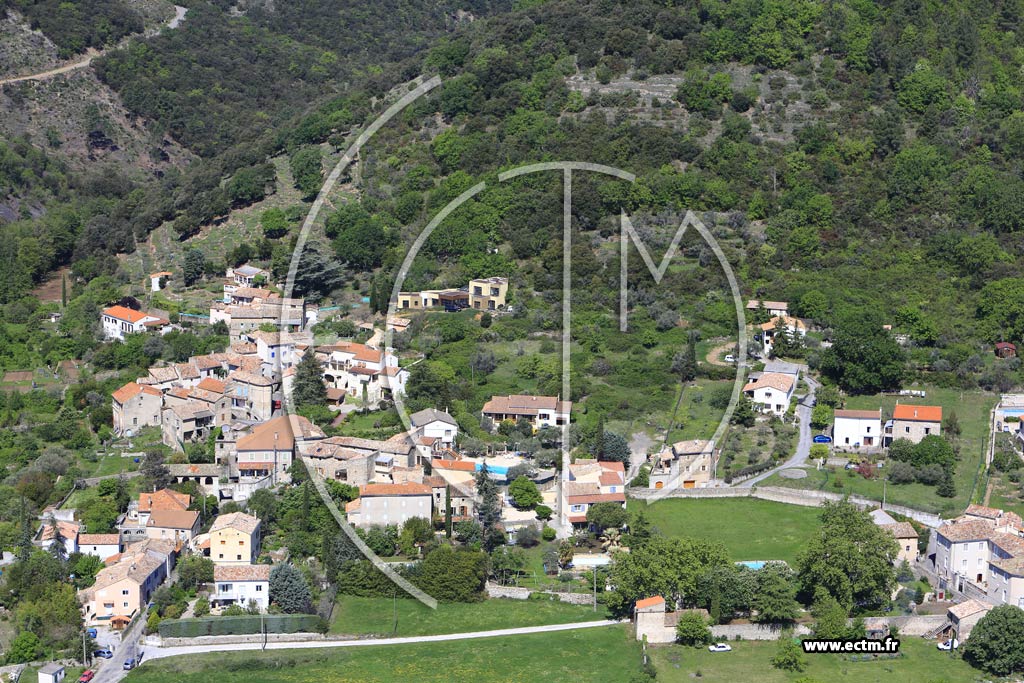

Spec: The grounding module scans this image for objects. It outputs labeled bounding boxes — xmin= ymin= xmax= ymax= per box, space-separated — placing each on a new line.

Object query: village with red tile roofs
xmin=10 ymin=271 xmax=1024 ymax=683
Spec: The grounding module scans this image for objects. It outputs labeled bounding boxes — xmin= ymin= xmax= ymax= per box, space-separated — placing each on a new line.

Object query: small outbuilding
xmin=995 ymin=342 xmax=1017 ymax=359
xmin=38 ymin=663 xmax=65 ymax=683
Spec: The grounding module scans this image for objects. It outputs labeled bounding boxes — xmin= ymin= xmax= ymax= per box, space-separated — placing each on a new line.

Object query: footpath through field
xmin=140 ymin=619 xmax=621 ymax=663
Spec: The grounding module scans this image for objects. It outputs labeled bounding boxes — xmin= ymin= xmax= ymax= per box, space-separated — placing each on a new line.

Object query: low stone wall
xmin=485 ymin=583 xmax=593 ymax=605
xmin=711 ymin=623 xmax=812 ymax=640
xmin=158 ymin=632 xmax=341 ymax=647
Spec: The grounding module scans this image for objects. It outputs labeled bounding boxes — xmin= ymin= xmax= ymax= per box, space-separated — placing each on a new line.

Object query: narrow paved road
xmin=740 ymin=370 xmax=817 ymax=487
xmin=0 ymin=6 xmax=187 ymax=87
xmin=94 ymin=613 xmax=146 ymax=683
xmin=140 ymin=619 xmax=621 ymax=663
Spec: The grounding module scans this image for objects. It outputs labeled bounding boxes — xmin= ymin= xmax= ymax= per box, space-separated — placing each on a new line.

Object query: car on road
xmin=79 ymin=671 xmax=95 ymax=683
xmin=937 ymin=638 xmax=959 ymax=651
xmin=94 ymin=649 xmax=113 ymax=659
xmin=124 ymin=657 xmax=137 ymax=670
xmin=86 ymin=628 xmax=97 ymax=638
xmin=845 ymin=461 xmax=859 ymax=470
xmin=708 ymin=643 xmax=732 ymax=652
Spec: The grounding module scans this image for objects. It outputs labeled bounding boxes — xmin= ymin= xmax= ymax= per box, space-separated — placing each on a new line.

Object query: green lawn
xmin=128 ymin=625 xmax=642 ymax=683
xmin=330 ymin=595 xmax=608 ymax=636
xmin=651 ymin=637 xmax=986 ymax=683
xmin=628 ymin=497 xmax=821 ymax=564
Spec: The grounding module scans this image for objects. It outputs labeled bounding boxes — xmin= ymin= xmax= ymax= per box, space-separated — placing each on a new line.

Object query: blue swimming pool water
xmin=737 ymin=560 xmax=767 ymax=570
xmin=475 ymin=462 xmax=510 ymax=476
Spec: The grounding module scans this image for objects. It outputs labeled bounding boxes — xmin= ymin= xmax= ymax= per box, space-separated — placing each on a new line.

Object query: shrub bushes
xmin=158 ymin=614 xmax=321 ymax=638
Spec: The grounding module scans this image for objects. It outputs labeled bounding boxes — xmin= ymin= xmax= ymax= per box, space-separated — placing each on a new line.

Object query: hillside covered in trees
xmin=3 ymin=0 xmax=1024 ymax=393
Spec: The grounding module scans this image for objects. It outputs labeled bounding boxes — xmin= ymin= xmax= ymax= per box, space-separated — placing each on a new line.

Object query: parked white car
xmin=937 ymin=638 xmax=959 ymax=651
xmin=708 ymin=643 xmax=733 ymax=652
xmin=723 ymin=354 xmax=736 ymax=363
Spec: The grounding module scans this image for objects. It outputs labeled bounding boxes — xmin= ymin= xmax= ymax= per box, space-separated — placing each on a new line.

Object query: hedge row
xmin=723 ymin=460 xmax=775 ymax=483
xmin=158 ymin=613 xmax=321 ymax=638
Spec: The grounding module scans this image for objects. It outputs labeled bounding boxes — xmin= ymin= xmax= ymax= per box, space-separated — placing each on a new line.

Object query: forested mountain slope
xmin=3 ymin=0 xmax=1024 ymax=391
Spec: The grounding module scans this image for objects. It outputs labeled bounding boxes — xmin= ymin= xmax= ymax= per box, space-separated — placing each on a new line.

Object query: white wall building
xmin=101 ymin=305 xmax=169 ymax=341
xmin=212 ymin=564 xmax=271 ymax=611
xmin=832 ymin=408 xmax=882 ymax=451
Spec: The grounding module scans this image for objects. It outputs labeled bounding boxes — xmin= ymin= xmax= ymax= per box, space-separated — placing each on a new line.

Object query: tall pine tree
xmin=292 ymin=350 xmax=327 ymax=408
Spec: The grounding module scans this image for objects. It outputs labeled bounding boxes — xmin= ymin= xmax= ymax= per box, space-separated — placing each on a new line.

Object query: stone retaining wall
xmin=485 ymin=583 xmax=593 ymax=605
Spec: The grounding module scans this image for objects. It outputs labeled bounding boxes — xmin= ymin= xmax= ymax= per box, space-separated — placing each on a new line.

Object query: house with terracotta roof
xmin=743 ymin=371 xmax=797 ymax=416
xmin=318 ymin=341 xmax=406 ymax=404
xmin=225 ymin=369 xmax=276 ymax=422
xmin=225 ymin=264 xmax=271 ymax=292
xmin=112 ymin=382 xmax=164 ymax=436
xmin=208 ymin=512 xmax=261 ymax=565
xmin=304 ymin=438 xmax=376 ymax=486
xmin=146 ymin=509 xmax=200 ymax=545
xmin=759 ymin=316 xmax=807 ymax=356
xmin=880 ymin=522 xmax=919 ymax=564
xmin=945 ymin=599 xmax=992 ymax=640
xmin=101 ymin=305 xmax=170 ymax=341
xmin=562 ymin=459 xmax=626 ymax=526
xmin=213 ymin=564 xmax=271 ymax=611
xmin=346 ymin=483 xmax=433 ymax=528
xmin=243 ymin=330 xmax=311 ymax=373
xmin=425 ymin=475 xmax=476 ymax=521
xmin=469 ymin=276 xmax=509 ymax=311
xmin=34 ymin=519 xmax=80 ymax=555
xmin=745 ymin=300 xmax=789 ymax=317
xmin=233 ymin=414 xmax=325 ymax=486
xmin=78 ymin=534 xmax=122 ymax=562
xmin=161 ymin=401 xmax=215 ymax=451
xmin=833 ymin=408 xmax=882 ymax=452
xmin=649 ymin=440 xmax=715 ymax=490
xmin=934 ymin=505 xmax=1024 ymax=605
xmin=79 ymin=553 xmax=165 ymax=624
xmin=633 ymin=596 xmax=720 ymax=643
xmin=120 ymin=489 xmax=192 ymax=544
xmin=481 ymin=395 xmax=572 ymax=432
xmin=884 ymin=403 xmax=942 ymax=446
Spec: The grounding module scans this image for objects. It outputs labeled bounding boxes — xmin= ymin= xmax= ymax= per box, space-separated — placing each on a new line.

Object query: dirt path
xmin=705 ymin=340 xmax=735 ymax=367
xmin=0 ymin=5 xmax=187 ymax=87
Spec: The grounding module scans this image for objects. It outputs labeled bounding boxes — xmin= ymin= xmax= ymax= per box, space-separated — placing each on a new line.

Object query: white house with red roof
xmin=833 ymin=408 xmax=883 ymax=451
xmin=743 ymin=371 xmax=797 ymax=416
xmin=318 ymin=341 xmax=407 ymax=404
xmin=562 ymin=459 xmax=626 ymax=527
xmin=101 ymin=305 xmax=169 ymax=341
xmin=481 ymin=394 xmax=572 ymax=432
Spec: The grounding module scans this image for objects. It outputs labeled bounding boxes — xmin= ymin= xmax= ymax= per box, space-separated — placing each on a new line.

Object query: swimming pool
xmin=475 ymin=462 xmax=510 ymax=476
xmin=737 ymin=560 xmax=767 ymax=570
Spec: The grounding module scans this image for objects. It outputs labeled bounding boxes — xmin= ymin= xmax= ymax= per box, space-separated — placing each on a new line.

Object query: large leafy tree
xmin=507 ymin=476 xmax=541 ymax=510
xmin=606 ymin=536 xmax=730 ymax=615
xmin=796 ymin=501 xmax=897 ymax=610
xmin=753 ymin=562 xmax=800 ymax=624
xmin=586 ymin=502 xmax=628 ymax=532
xmin=962 ymin=605 xmax=1024 ymax=676
xmin=819 ymin=312 xmax=905 ymax=395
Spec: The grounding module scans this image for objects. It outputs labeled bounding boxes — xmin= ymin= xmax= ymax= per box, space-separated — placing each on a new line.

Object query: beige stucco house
xmin=208 ymin=512 xmax=261 ymax=565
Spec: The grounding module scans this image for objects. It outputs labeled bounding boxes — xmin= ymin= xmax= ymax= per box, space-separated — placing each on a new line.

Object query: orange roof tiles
xmin=112 ymin=382 xmax=162 ymax=404
xmin=359 ymin=483 xmax=432 ymax=497
xmin=893 ymin=404 xmax=942 ymax=422
xmin=196 ymin=377 xmax=227 ymax=393
xmin=139 ymin=489 xmax=191 ymax=513
xmin=432 ymin=458 xmax=477 ymax=472
xmin=635 ymin=596 xmax=666 ymax=609
xmin=102 ymin=305 xmax=149 ymax=323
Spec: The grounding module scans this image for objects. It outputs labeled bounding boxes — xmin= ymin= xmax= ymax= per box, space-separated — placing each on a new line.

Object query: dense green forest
xmin=2 ymin=0 xmax=143 ymax=57
xmin=4 ymin=0 xmax=1024 ymax=389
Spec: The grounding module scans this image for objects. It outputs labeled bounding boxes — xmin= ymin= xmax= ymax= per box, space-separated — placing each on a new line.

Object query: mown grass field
xmin=128 ymin=625 xmax=642 ymax=683
xmin=651 ymin=637 xmax=985 ymax=683
xmin=626 ymin=497 xmax=821 ymax=564
xmin=329 ymin=595 xmax=608 ymax=636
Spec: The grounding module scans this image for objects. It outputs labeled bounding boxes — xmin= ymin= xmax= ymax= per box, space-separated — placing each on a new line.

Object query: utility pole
xmin=593 ymin=568 xmax=597 ymax=612
xmin=82 ymin=631 xmax=87 ymax=666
